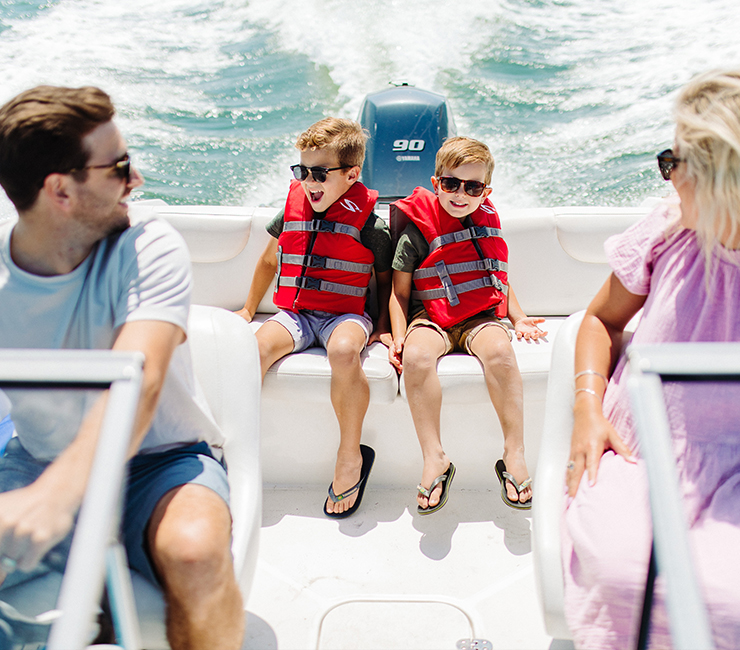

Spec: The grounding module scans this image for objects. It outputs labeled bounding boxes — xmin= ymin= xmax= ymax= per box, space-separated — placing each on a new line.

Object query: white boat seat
xmin=0 ymin=305 xmax=262 ymax=649
xmin=398 ymin=319 xmax=563 ymax=404
xmin=250 ymin=316 xmax=399 ymax=405
xmin=145 ymin=201 xmax=647 ymax=487
xmin=531 ymin=311 xmax=584 ymax=641
xmin=532 ymin=310 xmax=636 ymax=641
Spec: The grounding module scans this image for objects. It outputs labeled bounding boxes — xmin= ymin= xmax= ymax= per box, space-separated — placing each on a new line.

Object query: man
xmin=0 ymin=86 xmax=244 ymax=648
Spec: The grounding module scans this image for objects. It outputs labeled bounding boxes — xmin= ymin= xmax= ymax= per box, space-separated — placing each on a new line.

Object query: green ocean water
xmin=1 ymin=0 xmax=739 ymax=217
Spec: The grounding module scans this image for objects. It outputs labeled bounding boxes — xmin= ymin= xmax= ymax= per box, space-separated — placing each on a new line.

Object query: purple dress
xmin=562 ymin=200 xmax=740 ymax=649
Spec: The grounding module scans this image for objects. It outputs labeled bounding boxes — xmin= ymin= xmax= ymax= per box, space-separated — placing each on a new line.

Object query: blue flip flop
xmin=495 ymin=459 xmax=532 ymax=510
xmin=324 ymin=444 xmax=375 ymax=519
xmin=417 ymin=462 xmax=456 ymax=515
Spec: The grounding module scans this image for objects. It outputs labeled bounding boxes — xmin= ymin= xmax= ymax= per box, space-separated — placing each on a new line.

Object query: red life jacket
xmin=274 ymin=180 xmax=378 ymax=315
xmin=393 ymin=186 xmax=508 ymax=327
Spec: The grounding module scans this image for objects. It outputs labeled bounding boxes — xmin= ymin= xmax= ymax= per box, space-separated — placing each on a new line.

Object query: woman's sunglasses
xmin=69 ymin=154 xmax=132 ymax=183
xmin=290 ymin=164 xmax=350 ymax=183
xmin=657 ymin=149 xmax=684 ymax=181
xmin=436 ymin=176 xmax=489 ymax=198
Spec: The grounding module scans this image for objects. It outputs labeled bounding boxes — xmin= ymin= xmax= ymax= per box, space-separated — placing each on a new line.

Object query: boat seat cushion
xmin=250 ymin=316 xmax=399 ymax=404
xmin=252 ymin=316 xmax=564 ymax=405
xmin=399 ymin=318 xmax=562 ymax=403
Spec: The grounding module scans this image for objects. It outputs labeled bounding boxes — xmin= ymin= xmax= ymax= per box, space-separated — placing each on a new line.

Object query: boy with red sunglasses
xmin=388 ymin=136 xmax=545 ymax=513
xmin=236 ymin=117 xmax=393 ymax=518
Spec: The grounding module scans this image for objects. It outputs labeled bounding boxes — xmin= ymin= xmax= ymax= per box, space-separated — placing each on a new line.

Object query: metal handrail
xmin=0 ymin=349 xmax=144 ymax=650
xmin=626 ymin=342 xmax=740 ymax=650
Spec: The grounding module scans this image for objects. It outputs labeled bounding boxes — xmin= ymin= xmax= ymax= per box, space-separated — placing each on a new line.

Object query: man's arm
xmin=235 ymin=237 xmax=278 ymax=322
xmin=0 ymin=320 xmax=183 ymax=577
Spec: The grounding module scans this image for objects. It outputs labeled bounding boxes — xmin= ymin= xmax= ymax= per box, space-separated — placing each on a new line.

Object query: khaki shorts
xmin=406 ymin=308 xmax=512 ymax=356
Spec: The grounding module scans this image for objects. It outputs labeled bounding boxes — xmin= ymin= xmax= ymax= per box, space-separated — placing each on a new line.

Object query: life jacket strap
xmin=283 ymin=219 xmax=362 ymax=243
xmin=412 ymin=273 xmax=508 ymax=303
xmin=427 ymin=226 xmax=503 ymax=254
xmin=277 ymin=276 xmax=368 ymax=297
xmin=277 ymin=251 xmax=372 ymax=274
xmin=412 ymin=258 xmax=508 ymax=280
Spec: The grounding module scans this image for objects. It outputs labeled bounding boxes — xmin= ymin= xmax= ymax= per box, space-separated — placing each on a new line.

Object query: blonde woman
xmin=563 ymin=70 xmax=740 ymax=649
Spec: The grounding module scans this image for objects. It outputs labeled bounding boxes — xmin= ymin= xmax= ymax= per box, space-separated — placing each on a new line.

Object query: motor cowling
xmin=358 ymin=85 xmax=456 ymax=203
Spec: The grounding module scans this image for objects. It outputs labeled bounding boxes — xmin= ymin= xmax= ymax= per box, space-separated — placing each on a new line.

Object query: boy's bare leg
xmin=401 ymin=327 xmax=450 ymax=510
xmin=469 ymin=325 xmax=532 ymax=504
xmin=324 ymin=321 xmax=370 ymax=515
xmin=148 ymin=484 xmax=244 ymax=650
xmin=255 ymin=320 xmax=296 ymax=382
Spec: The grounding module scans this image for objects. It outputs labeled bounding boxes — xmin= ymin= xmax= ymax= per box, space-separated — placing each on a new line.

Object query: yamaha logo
xmin=480 ymin=204 xmax=496 ymax=214
xmin=341 ymin=199 xmax=360 ymax=212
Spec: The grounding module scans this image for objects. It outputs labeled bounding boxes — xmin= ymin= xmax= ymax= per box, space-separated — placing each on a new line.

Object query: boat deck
xmin=244 ymin=486 xmax=570 ymax=650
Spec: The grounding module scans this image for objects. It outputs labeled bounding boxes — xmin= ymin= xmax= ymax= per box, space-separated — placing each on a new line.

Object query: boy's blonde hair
xmin=674 ymin=69 xmax=740 ymax=257
xmin=435 ymin=136 xmax=495 ymax=185
xmin=296 ymin=117 xmax=367 ymax=169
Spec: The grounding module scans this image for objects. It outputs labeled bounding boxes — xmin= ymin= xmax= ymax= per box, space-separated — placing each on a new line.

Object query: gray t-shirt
xmin=0 ymin=213 xmax=223 ymax=461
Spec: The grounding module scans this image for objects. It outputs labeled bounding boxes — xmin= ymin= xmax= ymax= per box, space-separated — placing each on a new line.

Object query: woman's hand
xmin=567 ymin=395 xmax=635 ymax=497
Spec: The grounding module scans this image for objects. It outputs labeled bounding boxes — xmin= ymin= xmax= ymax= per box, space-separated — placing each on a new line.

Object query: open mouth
xmin=309 ymin=190 xmax=324 ymax=204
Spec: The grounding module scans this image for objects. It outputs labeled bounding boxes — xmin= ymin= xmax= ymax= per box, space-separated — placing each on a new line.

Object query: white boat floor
xmin=243 ymin=486 xmax=574 ymax=650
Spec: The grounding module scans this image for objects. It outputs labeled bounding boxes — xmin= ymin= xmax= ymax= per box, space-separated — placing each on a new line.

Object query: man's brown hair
xmin=0 ymin=85 xmax=115 ymax=211
xmin=295 ymin=117 xmax=367 ymax=169
xmin=435 ymin=136 xmax=495 ymax=185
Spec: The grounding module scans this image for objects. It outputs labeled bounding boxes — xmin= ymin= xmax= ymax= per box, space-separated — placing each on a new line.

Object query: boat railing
xmin=626 ymin=342 xmax=740 ymax=650
xmin=0 ymin=349 xmax=145 ymax=650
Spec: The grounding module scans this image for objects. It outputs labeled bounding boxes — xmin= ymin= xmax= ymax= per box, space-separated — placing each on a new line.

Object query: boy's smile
xmin=299 ymin=149 xmax=358 ymax=213
xmin=432 ymin=162 xmax=492 ymax=219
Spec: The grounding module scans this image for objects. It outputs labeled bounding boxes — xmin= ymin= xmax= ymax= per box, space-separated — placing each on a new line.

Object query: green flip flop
xmin=495 ymin=459 xmax=532 ymax=510
xmin=417 ymin=462 xmax=456 ymax=515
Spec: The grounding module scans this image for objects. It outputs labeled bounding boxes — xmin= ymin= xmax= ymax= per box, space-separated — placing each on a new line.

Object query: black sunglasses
xmin=69 ymin=154 xmax=132 ymax=183
xmin=290 ymin=164 xmax=351 ymax=184
xmin=657 ymin=149 xmax=684 ymax=181
xmin=436 ymin=176 xmax=489 ymax=198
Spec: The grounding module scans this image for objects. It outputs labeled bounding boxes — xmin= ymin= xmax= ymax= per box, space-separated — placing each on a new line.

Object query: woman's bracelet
xmin=574 ymin=369 xmax=608 ymax=387
xmin=575 ymin=387 xmax=602 ymax=401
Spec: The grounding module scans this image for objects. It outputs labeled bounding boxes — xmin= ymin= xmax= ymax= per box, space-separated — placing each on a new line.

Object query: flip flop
xmin=324 ymin=444 xmax=375 ymax=519
xmin=417 ymin=462 xmax=456 ymax=515
xmin=495 ymin=459 xmax=532 ymax=510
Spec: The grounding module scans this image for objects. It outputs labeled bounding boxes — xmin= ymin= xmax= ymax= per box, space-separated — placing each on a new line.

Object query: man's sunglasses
xmin=436 ymin=176 xmax=489 ymax=198
xmin=657 ymin=149 xmax=684 ymax=181
xmin=290 ymin=164 xmax=350 ymax=183
xmin=69 ymin=154 xmax=132 ymax=183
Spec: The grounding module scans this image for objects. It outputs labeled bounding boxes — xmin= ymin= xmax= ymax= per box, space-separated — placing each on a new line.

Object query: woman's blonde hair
xmin=674 ymin=69 xmax=740 ymax=258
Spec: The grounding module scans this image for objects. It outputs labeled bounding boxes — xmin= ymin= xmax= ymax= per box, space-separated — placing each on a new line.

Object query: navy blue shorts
xmin=0 ymin=438 xmax=230 ymax=589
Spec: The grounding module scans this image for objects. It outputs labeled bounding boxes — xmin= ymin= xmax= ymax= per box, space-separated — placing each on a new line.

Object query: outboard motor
xmin=359 ymin=84 xmax=456 ymax=203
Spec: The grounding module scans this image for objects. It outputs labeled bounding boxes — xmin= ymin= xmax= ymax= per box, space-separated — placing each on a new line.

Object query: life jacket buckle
xmin=276 ymin=246 xmax=283 ymax=285
xmin=300 ymin=277 xmax=322 ymax=291
xmin=316 ymin=220 xmax=336 ymax=233
xmin=435 ymin=261 xmax=460 ymax=306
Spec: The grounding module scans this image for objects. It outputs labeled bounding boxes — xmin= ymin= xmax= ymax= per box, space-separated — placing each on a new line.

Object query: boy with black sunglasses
xmin=388 ymin=136 xmax=545 ymax=513
xmin=236 ymin=117 xmax=393 ymax=518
